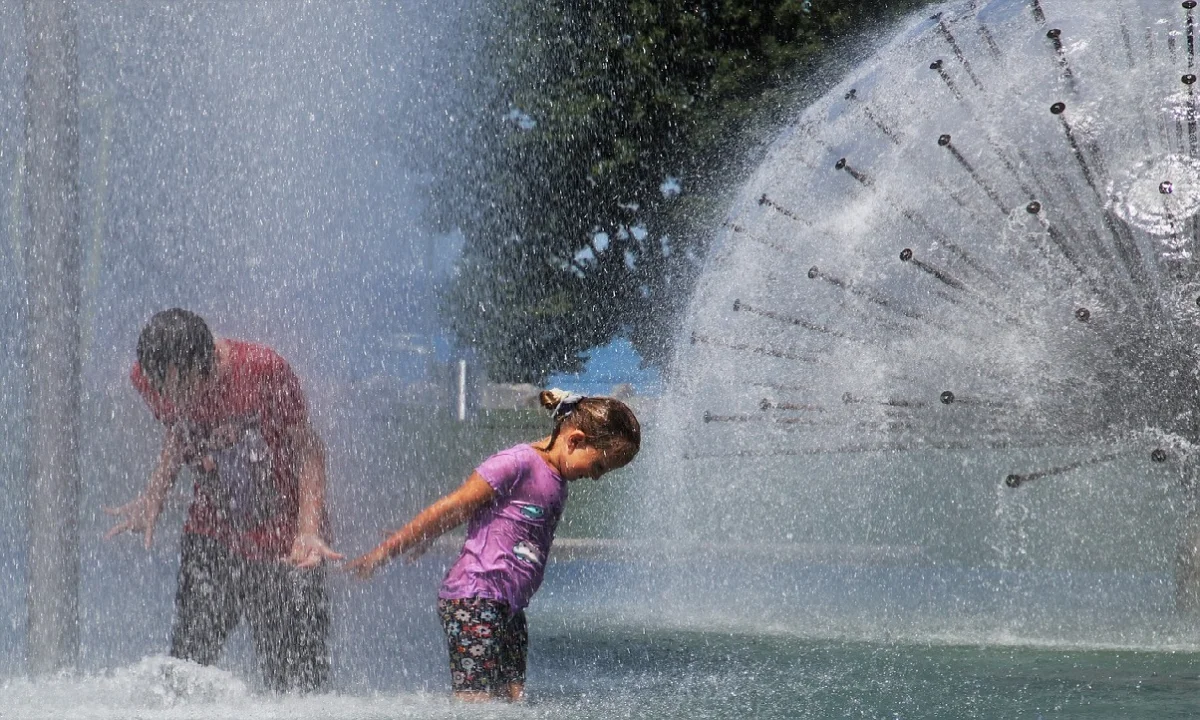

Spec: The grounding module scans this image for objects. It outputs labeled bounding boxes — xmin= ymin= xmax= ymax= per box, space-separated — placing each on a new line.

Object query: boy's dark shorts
xmin=437 ymin=597 xmax=528 ymax=694
xmin=170 ymin=532 xmax=330 ymax=693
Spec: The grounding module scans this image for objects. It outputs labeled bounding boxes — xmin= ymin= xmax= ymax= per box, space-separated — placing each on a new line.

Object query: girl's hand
xmin=344 ymin=473 xmax=494 ymax=579
xmin=403 ymin=535 xmax=436 ymax=562
xmin=287 ymin=532 xmax=344 ymax=570
xmin=344 ymin=547 xmax=390 ymax=579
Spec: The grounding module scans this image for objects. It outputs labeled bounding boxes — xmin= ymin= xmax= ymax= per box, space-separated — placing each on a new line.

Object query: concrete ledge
xmin=427 ymin=536 xmax=924 ymax=565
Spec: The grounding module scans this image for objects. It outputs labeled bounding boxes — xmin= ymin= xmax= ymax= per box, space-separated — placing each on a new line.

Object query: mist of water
xmin=0 ymin=0 xmax=488 ymax=688
xmin=18 ymin=0 xmax=1200 ymax=714
xmin=639 ymin=0 xmax=1200 ymax=649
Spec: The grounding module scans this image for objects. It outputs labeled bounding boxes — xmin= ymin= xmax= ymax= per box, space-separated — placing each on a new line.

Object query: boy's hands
xmin=288 ymin=532 xmax=344 ymax=570
xmin=103 ymin=494 xmax=164 ymax=549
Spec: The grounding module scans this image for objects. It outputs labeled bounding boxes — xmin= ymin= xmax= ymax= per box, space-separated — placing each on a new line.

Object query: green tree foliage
xmin=433 ymin=0 xmax=932 ymax=383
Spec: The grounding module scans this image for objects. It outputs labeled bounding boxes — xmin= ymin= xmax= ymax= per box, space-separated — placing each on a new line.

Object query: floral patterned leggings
xmin=437 ymin=597 xmax=528 ymax=695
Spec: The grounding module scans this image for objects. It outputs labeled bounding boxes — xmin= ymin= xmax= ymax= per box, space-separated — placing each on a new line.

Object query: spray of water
xmin=641 ymin=0 xmax=1200 ymax=649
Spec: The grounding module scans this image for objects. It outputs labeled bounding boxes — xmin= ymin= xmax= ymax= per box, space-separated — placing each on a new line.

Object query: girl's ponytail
xmin=539 ymin=388 xmax=584 ymax=419
xmin=538 ymin=388 xmax=641 ymax=461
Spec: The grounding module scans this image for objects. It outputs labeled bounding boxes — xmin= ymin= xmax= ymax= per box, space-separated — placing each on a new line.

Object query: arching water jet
xmin=641 ymin=0 xmax=1200 ymax=647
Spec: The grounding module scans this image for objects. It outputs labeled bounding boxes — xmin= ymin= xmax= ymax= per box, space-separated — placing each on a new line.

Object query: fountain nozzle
xmin=1005 ymin=474 xmax=1025 ymax=488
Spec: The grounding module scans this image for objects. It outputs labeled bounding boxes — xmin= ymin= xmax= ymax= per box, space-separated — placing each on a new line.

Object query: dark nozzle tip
xmin=807 ymin=266 xmax=819 ymax=279
xmin=1161 ymin=181 xmax=1175 ymax=194
xmin=758 ymin=194 xmax=768 ymax=205
xmin=1047 ymin=28 xmax=1061 ymax=39
xmin=930 ymin=59 xmax=944 ymax=70
xmin=1075 ymin=307 xmax=1091 ymax=322
xmin=842 ymin=392 xmax=857 ymax=404
xmin=1152 ymin=448 xmax=1169 ymax=463
xmin=1026 ymin=201 xmax=1042 ymax=214
xmin=845 ymin=88 xmax=857 ymax=100
xmin=690 ymin=332 xmax=698 ymax=345
xmin=900 ymin=248 xmax=914 ymax=262
xmin=1005 ymin=474 xmax=1025 ymax=488
xmin=1195 ymin=295 xmax=1200 ymax=307
xmin=1051 ymin=102 xmax=1066 ymax=115
xmin=938 ymin=134 xmax=952 ymax=146
xmin=1186 ymin=75 xmax=1198 ymax=85
xmin=1186 ymin=1 xmax=1197 ymax=9
xmin=759 ymin=398 xmax=771 ymax=411
xmin=703 ymin=411 xmax=712 ymax=423
xmin=835 ymin=158 xmax=847 ymax=170
xmin=940 ymin=390 xmax=955 ymax=405
xmin=732 ymin=299 xmax=741 ymax=311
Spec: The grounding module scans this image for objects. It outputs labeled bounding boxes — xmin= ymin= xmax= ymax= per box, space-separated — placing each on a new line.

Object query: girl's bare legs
xmin=452 ymin=684 xmax=524 ymax=703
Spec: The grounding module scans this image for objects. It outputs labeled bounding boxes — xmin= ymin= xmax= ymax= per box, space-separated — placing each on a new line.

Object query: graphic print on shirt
xmin=181 ymin=415 xmax=280 ymax=531
xmin=512 ymin=540 xmax=542 ymax=565
xmin=517 ymin=503 xmax=546 ymax=521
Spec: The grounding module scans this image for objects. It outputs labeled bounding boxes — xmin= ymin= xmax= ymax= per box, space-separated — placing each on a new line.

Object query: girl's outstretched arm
xmin=346 ymin=472 xmax=495 ymax=579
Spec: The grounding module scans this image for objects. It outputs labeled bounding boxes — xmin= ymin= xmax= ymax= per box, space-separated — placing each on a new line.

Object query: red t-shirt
xmin=131 ymin=339 xmax=309 ymax=560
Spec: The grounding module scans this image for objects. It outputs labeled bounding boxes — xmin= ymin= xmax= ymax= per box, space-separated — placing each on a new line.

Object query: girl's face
xmin=560 ymin=431 xmax=633 ymax=481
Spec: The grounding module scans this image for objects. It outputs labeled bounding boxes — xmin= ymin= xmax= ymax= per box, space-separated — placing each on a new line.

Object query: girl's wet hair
xmin=137 ymin=308 xmax=216 ymax=392
xmin=538 ymin=388 xmax=641 ymax=461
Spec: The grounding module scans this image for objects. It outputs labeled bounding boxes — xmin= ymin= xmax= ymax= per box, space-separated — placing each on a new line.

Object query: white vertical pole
xmin=24 ymin=0 xmax=82 ymax=674
xmin=457 ymin=359 xmax=467 ymax=422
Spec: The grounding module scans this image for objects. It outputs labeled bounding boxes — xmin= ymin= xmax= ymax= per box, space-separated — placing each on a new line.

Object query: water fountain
xmin=1 ymin=0 xmax=490 ymax=712
xmin=14 ymin=0 xmax=1200 ymax=716
xmin=641 ymin=0 xmax=1200 ymax=649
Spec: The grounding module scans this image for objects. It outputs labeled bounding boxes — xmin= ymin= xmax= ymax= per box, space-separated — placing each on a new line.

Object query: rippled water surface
xmin=5 ymin=612 xmax=1200 ymax=719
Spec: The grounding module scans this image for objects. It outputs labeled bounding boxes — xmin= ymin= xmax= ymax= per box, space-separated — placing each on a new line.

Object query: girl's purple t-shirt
xmin=438 ymin=443 xmax=568 ymax=610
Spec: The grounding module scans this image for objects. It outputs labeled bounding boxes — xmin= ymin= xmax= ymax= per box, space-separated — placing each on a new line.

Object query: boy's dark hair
xmin=137 ymin=308 xmax=216 ymax=391
xmin=538 ymin=390 xmax=641 ymax=462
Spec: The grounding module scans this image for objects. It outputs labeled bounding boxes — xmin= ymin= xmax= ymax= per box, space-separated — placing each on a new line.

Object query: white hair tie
xmin=553 ymin=392 xmax=585 ymax=420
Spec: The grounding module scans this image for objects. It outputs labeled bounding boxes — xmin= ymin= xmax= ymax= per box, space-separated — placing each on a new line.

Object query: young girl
xmin=346 ymin=389 xmax=641 ymax=701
